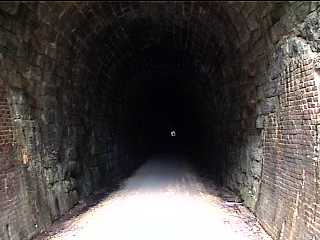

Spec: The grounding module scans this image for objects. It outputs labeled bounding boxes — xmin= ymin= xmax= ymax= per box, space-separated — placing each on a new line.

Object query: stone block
xmin=294 ymin=2 xmax=311 ymax=22
xmin=8 ymin=70 xmax=23 ymax=89
xmin=265 ymin=80 xmax=280 ymax=98
xmin=0 ymin=2 xmax=19 ymax=15
xmin=256 ymin=115 xmax=264 ymax=129
xmin=251 ymin=160 xmax=262 ymax=178
xmin=240 ymin=186 xmax=256 ymax=211
xmin=262 ymin=96 xmax=279 ymax=114
xmin=283 ymin=38 xmax=307 ymax=58
xmin=45 ymin=168 xmax=56 ymax=184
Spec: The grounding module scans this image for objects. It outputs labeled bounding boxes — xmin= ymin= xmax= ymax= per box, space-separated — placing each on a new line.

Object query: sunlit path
xmin=36 ymin=155 xmax=271 ymax=240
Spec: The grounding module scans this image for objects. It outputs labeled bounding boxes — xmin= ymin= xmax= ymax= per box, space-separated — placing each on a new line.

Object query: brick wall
xmin=0 ymin=78 xmax=14 ymax=165
xmin=0 ymin=3 xmax=126 ymax=240
xmin=0 ymin=77 xmax=34 ymax=240
xmin=256 ymin=39 xmax=320 ymax=239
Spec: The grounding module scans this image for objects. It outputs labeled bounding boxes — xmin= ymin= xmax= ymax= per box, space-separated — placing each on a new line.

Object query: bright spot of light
xmin=170 ymin=130 xmax=176 ymax=137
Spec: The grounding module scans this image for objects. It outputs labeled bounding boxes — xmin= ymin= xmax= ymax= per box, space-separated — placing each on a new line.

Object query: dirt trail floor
xmin=34 ymin=155 xmax=272 ymax=240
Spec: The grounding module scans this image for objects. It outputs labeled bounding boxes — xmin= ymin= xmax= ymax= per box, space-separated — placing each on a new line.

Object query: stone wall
xmin=1 ymin=2 xmax=320 ymax=240
xmin=0 ymin=70 xmax=31 ymax=240
xmin=256 ymin=37 xmax=320 ymax=239
xmin=192 ymin=4 xmax=320 ymax=239
xmin=0 ymin=3 xmax=129 ymax=240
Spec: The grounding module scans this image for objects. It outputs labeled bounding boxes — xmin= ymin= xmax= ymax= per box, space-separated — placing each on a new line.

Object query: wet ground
xmin=34 ymin=155 xmax=272 ymax=240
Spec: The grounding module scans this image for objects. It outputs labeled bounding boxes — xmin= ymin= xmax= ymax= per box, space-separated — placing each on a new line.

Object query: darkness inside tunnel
xmin=45 ymin=2 xmax=249 ymax=195
xmin=72 ymin=9 xmax=244 ymax=187
xmin=84 ymin=34 xmax=241 ymax=186
xmin=124 ymin=46 xmax=207 ymax=157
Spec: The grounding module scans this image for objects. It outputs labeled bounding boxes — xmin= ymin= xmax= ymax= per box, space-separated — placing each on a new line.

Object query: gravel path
xmin=34 ymin=155 xmax=272 ymax=240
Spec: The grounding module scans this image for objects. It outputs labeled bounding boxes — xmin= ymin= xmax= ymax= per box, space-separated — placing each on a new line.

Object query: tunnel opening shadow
xmin=123 ymin=45 xmax=233 ymax=190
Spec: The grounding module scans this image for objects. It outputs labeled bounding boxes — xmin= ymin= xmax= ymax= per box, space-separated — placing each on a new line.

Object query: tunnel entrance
xmin=1 ymin=2 xmax=320 ymax=240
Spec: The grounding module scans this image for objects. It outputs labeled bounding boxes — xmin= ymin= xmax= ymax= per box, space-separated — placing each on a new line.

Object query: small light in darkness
xmin=171 ymin=130 xmax=176 ymax=137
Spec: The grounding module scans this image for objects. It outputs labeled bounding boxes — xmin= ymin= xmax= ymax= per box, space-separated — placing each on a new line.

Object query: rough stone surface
xmin=0 ymin=2 xmax=320 ymax=240
xmin=256 ymin=38 xmax=320 ymax=239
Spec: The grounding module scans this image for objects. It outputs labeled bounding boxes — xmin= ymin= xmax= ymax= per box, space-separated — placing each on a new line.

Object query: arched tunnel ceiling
xmin=72 ymin=2 xmax=242 ymax=80
xmin=31 ymin=1 xmax=305 ymax=150
xmin=34 ymin=1 xmax=295 ymax=83
xmin=8 ymin=1 xmax=310 ymax=137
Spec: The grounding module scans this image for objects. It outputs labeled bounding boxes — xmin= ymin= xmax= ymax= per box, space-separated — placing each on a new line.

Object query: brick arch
xmin=0 ymin=2 xmax=320 ymax=240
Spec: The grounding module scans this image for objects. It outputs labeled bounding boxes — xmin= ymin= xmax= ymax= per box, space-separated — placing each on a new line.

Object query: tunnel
xmin=1 ymin=2 xmax=320 ymax=240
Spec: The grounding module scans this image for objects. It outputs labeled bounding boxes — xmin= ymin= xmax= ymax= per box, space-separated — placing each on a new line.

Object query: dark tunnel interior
xmin=74 ymin=13 xmax=244 ymax=188
xmin=84 ymin=36 xmax=241 ymax=186
xmin=124 ymin=47 xmax=207 ymax=157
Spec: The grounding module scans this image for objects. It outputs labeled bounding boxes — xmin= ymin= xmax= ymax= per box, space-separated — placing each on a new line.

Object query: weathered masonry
xmin=1 ymin=2 xmax=320 ymax=240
